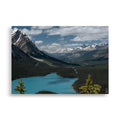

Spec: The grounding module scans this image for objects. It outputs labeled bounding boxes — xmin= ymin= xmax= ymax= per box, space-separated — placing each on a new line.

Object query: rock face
xmin=12 ymin=30 xmax=44 ymax=58
xmin=12 ymin=44 xmax=38 ymax=65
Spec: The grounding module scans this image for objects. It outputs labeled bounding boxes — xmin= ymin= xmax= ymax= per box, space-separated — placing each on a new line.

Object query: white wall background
xmin=0 ymin=0 xmax=120 ymax=120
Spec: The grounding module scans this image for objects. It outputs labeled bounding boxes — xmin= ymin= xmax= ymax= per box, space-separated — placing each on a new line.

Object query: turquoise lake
xmin=12 ymin=73 xmax=77 ymax=94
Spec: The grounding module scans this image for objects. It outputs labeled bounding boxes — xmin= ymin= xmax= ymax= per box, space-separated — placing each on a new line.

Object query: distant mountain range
xmin=49 ymin=44 xmax=108 ymax=66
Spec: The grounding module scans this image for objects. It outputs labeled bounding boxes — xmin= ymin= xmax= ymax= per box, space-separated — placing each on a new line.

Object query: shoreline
xmin=12 ymin=72 xmax=78 ymax=81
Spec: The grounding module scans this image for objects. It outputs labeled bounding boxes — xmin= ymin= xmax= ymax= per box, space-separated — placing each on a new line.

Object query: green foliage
xmin=79 ymin=74 xmax=101 ymax=94
xmin=14 ymin=78 xmax=26 ymax=94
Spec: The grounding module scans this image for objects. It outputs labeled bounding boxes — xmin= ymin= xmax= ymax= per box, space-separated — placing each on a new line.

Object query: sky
xmin=12 ymin=26 xmax=108 ymax=53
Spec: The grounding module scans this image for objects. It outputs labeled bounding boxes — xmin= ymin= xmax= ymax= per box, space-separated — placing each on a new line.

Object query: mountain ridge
xmin=48 ymin=44 xmax=108 ymax=66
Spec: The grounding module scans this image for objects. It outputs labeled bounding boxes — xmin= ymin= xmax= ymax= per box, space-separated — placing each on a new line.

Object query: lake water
xmin=12 ymin=73 xmax=77 ymax=94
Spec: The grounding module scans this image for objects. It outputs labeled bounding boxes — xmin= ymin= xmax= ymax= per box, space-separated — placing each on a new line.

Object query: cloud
xmin=45 ymin=26 xmax=78 ymax=36
xmin=35 ymin=40 xmax=43 ymax=44
xmin=70 ymin=31 xmax=108 ymax=42
xmin=31 ymin=26 xmax=53 ymax=30
xmin=39 ymin=43 xmax=63 ymax=53
xmin=39 ymin=43 xmax=83 ymax=53
xmin=64 ymin=43 xmax=83 ymax=47
xmin=51 ymin=43 xmax=60 ymax=46
xmin=45 ymin=26 xmax=108 ymax=42
xmin=21 ymin=26 xmax=53 ymax=37
xmin=21 ymin=28 xmax=42 ymax=35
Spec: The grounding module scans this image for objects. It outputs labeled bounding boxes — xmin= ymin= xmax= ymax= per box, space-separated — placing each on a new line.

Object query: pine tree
xmin=14 ymin=78 xmax=26 ymax=94
xmin=79 ymin=74 xmax=101 ymax=94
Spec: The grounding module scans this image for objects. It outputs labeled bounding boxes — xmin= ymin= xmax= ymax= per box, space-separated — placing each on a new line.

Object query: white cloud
xmin=64 ymin=43 xmax=83 ymax=47
xmin=45 ymin=26 xmax=108 ymax=42
xmin=71 ymin=31 xmax=108 ymax=42
xmin=51 ymin=43 xmax=60 ymax=46
xmin=46 ymin=26 xmax=79 ymax=36
xmin=21 ymin=28 xmax=42 ymax=35
xmin=31 ymin=26 xmax=53 ymax=30
xmin=39 ymin=43 xmax=83 ymax=53
xmin=35 ymin=40 xmax=43 ymax=44
xmin=21 ymin=26 xmax=108 ymax=43
xmin=39 ymin=43 xmax=62 ymax=53
xmin=21 ymin=26 xmax=54 ymax=36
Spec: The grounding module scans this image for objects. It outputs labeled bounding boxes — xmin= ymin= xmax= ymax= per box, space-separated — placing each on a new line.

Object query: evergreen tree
xmin=14 ymin=78 xmax=26 ymax=94
xmin=79 ymin=74 xmax=101 ymax=94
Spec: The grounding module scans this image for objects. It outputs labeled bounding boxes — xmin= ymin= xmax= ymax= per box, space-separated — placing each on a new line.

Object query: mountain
xmin=12 ymin=29 xmax=79 ymax=67
xmin=49 ymin=44 xmax=108 ymax=66
xmin=12 ymin=44 xmax=55 ymax=80
xmin=12 ymin=29 xmax=44 ymax=58
xmin=12 ymin=44 xmax=35 ymax=64
xmin=12 ymin=44 xmax=50 ymax=67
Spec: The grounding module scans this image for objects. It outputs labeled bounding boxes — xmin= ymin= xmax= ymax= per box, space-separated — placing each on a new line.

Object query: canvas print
xmin=11 ymin=26 xmax=108 ymax=94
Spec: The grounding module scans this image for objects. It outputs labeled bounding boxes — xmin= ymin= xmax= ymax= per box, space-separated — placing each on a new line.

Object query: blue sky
xmin=12 ymin=26 xmax=108 ymax=53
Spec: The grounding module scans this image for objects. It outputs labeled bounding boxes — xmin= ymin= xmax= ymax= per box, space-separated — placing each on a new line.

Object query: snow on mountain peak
xmin=61 ymin=45 xmax=97 ymax=53
xmin=11 ymin=28 xmax=18 ymax=35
